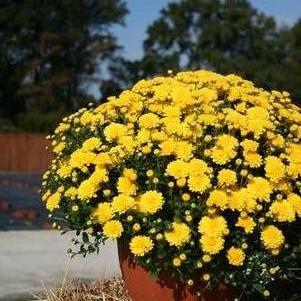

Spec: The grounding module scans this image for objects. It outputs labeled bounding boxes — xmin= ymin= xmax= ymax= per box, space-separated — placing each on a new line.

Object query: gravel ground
xmin=37 ymin=277 xmax=131 ymax=301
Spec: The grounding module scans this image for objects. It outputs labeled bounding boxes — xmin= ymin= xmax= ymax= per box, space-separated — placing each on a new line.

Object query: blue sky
xmin=114 ymin=0 xmax=301 ymax=60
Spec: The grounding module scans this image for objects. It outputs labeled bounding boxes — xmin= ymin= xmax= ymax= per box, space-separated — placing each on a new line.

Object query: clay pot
xmin=118 ymin=239 xmax=234 ymax=301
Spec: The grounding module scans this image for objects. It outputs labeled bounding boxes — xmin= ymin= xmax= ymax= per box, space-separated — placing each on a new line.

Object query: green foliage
xmin=0 ymin=0 xmax=127 ymax=132
xmin=126 ymin=0 xmax=301 ymax=104
xmin=278 ymin=20 xmax=301 ymax=103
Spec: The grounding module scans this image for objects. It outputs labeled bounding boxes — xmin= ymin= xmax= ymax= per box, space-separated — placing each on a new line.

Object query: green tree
xmin=0 ymin=0 xmax=127 ymax=132
xmin=279 ymin=20 xmax=301 ymax=102
xmin=128 ymin=0 xmax=300 ymax=102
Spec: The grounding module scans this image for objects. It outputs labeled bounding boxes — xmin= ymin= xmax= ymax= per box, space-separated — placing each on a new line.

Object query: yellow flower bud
xmin=185 ymin=215 xmax=192 ymax=222
xmin=176 ymin=178 xmax=186 ymax=187
xmin=182 ymin=193 xmax=191 ymax=202
xmin=72 ymin=205 xmax=79 ymax=212
xmin=242 ymin=243 xmax=248 ymax=249
xmin=240 ymin=211 xmax=247 ymax=218
xmin=127 ymin=215 xmax=133 ymax=222
xmin=103 ymin=189 xmax=111 ymax=196
xmin=142 ymin=146 xmax=152 ymax=154
xmin=179 ymin=253 xmax=187 ymax=261
xmin=146 ymin=170 xmax=154 ymax=177
xmin=197 ymin=261 xmax=203 ymax=268
xmin=153 ymin=149 xmax=160 ymax=155
xmin=173 ymin=258 xmax=181 ymax=267
xmin=57 ymin=186 xmax=65 ymax=193
xmin=202 ymin=255 xmax=211 ymax=262
xmin=259 ymin=217 xmax=265 ymax=223
xmin=263 ymin=290 xmax=270 ymax=297
xmin=133 ymin=223 xmax=141 ymax=231
xmin=153 ymin=177 xmax=159 ymax=184
xmin=203 ymin=149 xmax=211 ymax=157
xmin=156 ymin=233 xmax=163 ymax=240
xmin=240 ymin=169 xmax=248 ymax=177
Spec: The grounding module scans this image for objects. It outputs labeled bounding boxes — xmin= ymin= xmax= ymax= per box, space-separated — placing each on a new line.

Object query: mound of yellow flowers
xmin=42 ymin=70 xmax=301 ymax=299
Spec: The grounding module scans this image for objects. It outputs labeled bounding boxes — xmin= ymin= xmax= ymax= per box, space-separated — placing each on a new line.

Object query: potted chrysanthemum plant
xmin=41 ymin=70 xmax=301 ymax=301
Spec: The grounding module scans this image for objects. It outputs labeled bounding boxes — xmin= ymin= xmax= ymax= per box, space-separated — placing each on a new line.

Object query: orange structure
xmin=0 ymin=134 xmax=51 ymax=173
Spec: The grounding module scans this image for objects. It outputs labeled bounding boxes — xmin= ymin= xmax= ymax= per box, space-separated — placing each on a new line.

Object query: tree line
xmin=0 ymin=0 xmax=300 ymax=132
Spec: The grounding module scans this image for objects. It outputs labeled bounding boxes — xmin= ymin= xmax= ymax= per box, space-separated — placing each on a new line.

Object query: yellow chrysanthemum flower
xmin=210 ymin=135 xmax=238 ymax=165
xmin=123 ymin=168 xmax=137 ymax=181
xmin=244 ymin=152 xmax=262 ymax=168
xmin=174 ymin=141 xmax=193 ymax=161
xmin=138 ymin=113 xmax=160 ymax=128
xmin=77 ymin=178 xmax=98 ymax=200
xmin=104 ymin=123 xmax=128 ymax=141
xmin=187 ymin=158 xmax=209 ymax=176
xmin=269 ymin=201 xmax=295 ymax=222
xmin=65 ymin=187 xmax=77 ymax=198
xmin=166 ymin=160 xmax=189 ymax=179
xmin=246 ymin=107 xmax=273 ymax=135
xmin=55 ymin=122 xmax=70 ymax=133
xmin=188 ymin=175 xmax=211 ymax=193
xmin=247 ymin=177 xmax=272 ymax=200
xmin=57 ymin=164 xmax=73 ymax=178
xmin=116 ymin=168 xmax=137 ymax=196
xmin=198 ymin=216 xmax=228 ymax=237
xmin=92 ymin=202 xmax=113 ymax=224
xmin=82 ymin=137 xmax=101 ymax=151
xmin=94 ymin=153 xmax=112 ymax=167
xmin=288 ymin=193 xmax=301 ymax=216
xmin=69 ymin=149 xmax=96 ymax=169
xmin=240 ymin=139 xmax=259 ymax=152
xmin=229 ymin=188 xmax=257 ymax=212
xmin=130 ymin=235 xmax=154 ymax=256
xmin=227 ymin=247 xmax=245 ymax=266
xmin=236 ymin=216 xmax=256 ymax=233
xmin=111 ymin=194 xmax=135 ymax=214
xmin=53 ymin=142 xmax=66 ymax=154
xmin=200 ymin=235 xmax=225 ymax=255
xmin=103 ymin=220 xmax=123 ymax=239
xmin=117 ymin=176 xmax=137 ymax=196
xmin=159 ymin=139 xmax=177 ymax=156
xmin=206 ymin=190 xmax=228 ymax=209
xmin=165 ymin=222 xmax=191 ymax=247
xmin=80 ymin=111 xmax=94 ymax=125
xmin=217 ymin=169 xmax=237 ymax=186
xmin=261 ymin=225 xmax=285 ymax=250
xmin=137 ymin=191 xmax=164 ymax=214
xmin=46 ymin=191 xmax=61 ymax=211
xmin=265 ymin=156 xmax=286 ymax=182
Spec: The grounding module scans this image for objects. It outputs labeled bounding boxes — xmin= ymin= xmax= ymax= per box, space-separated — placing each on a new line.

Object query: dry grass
xmin=36 ymin=277 xmax=132 ymax=301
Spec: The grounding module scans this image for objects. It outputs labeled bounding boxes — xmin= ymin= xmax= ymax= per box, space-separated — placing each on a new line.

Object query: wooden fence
xmin=0 ymin=134 xmax=51 ymax=173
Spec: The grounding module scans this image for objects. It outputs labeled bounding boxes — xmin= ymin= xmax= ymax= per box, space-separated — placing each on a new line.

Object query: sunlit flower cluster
xmin=42 ymin=70 xmax=301 ymax=298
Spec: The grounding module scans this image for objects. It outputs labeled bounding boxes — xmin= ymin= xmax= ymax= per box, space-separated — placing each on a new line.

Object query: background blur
xmin=0 ymin=0 xmax=300 ymax=299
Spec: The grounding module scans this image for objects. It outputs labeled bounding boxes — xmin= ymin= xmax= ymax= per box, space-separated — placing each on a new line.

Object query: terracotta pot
xmin=118 ymin=239 xmax=234 ymax=301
